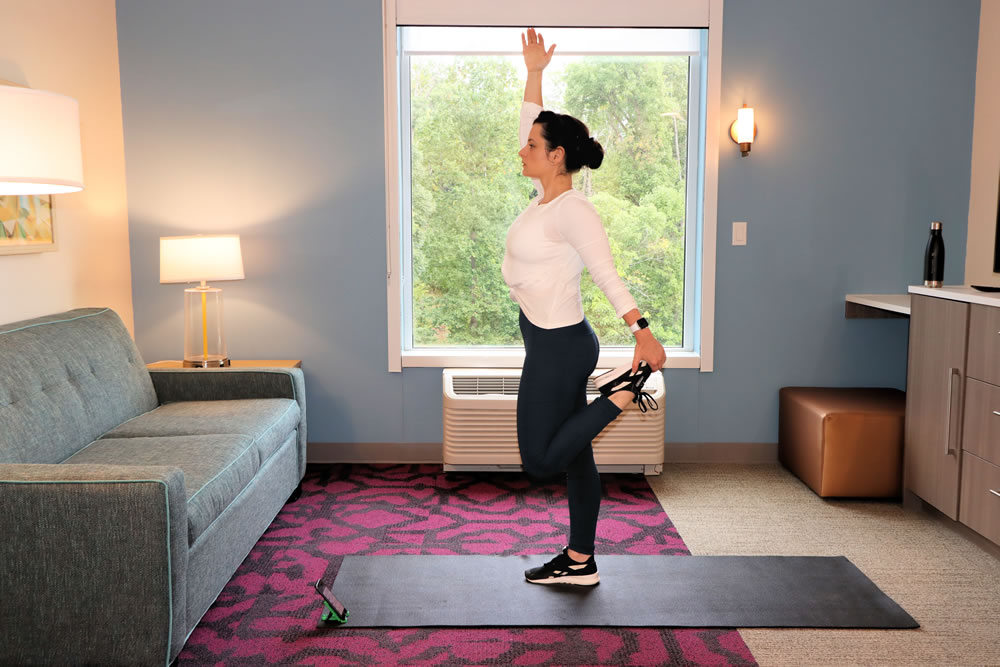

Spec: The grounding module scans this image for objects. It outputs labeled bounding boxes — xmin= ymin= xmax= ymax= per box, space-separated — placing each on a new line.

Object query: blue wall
xmin=116 ymin=0 xmax=980 ymax=446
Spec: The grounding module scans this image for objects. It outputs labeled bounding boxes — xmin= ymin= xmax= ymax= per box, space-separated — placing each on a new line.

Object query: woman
xmin=503 ymin=28 xmax=667 ymax=586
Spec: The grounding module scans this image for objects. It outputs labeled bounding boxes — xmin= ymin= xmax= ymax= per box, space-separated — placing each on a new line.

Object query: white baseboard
xmin=307 ymin=442 xmax=777 ymax=465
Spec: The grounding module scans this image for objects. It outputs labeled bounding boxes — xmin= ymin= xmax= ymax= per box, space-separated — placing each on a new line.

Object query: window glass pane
xmin=402 ymin=27 xmax=698 ymax=349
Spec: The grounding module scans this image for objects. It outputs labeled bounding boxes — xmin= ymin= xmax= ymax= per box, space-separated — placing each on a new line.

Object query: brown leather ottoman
xmin=778 ymin=387 xmax=905 ymax=498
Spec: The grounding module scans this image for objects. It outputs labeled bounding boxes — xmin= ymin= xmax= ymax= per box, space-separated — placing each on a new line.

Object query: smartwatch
xmin=629 ymin=317 xmax=649 ymax=334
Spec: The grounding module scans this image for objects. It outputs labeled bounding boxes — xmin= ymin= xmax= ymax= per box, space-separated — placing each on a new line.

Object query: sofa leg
xmin=287 ymin=483 xmax=303 ymax=503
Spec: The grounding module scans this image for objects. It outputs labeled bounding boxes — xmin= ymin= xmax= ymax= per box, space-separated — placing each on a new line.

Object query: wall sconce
xmin=729 ymin=104 xmax=756 ymax=157
xmin=0 ymin=83 xmax=84 ymax=194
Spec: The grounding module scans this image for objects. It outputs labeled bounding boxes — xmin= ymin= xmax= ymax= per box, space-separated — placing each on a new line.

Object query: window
xmin=383 ymin=1 xmax=722 ymax=372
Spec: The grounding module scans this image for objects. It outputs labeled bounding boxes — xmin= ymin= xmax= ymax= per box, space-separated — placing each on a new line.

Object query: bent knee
xmin=520 ymin=454 xmax=561 ymax=481
xmin=523 ymin=466 xmax=561 ymax=483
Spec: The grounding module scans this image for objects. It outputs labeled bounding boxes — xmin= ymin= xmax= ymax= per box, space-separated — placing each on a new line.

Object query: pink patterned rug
xmin=177 ymin=464 xmax=757 ymax=665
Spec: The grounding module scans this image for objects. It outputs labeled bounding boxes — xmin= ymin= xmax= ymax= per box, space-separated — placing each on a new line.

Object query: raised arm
xmin=521 ymin=28 xmax=554 ymax=105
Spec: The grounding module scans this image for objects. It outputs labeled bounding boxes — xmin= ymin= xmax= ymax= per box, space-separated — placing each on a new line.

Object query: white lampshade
xmin=160 ymin=234 xmax=245 ymax=283
xmin=735 ymin=106 xmax=755 ymax=144
xmin=0 ymin=85 xmax=84 ymax=195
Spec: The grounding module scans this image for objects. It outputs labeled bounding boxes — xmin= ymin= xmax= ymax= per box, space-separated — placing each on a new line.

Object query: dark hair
xmin=534 ymin=110 xmax=604 ymax=173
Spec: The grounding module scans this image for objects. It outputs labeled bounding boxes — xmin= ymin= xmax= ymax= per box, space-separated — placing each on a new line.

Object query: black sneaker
xmin=524 ymin=548 xmax=600 ymax=586
xmin=593 ymin=362 xmax=658 ymax=413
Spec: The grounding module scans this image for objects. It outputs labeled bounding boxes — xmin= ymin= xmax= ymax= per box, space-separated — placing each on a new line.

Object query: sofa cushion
xmin=0 ymin=308 xmax=158 ymax=465
xmin=63 ymin=434 xmax=259 ymax=544
xmin=103 ymin=399 xmax=299 ymax=466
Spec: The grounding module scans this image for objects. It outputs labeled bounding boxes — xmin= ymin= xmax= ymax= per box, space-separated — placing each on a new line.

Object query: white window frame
xmin=383 ymin=0 xmax=722 ymax=373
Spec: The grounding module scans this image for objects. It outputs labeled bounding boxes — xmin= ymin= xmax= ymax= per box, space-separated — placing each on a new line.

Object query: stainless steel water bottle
xmin=923 ymin=221 xmax=945 ymax=288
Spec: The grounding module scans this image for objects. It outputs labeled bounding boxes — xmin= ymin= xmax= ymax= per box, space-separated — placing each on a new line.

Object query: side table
xmin=147 ymin=360 xmax=302 ymax=368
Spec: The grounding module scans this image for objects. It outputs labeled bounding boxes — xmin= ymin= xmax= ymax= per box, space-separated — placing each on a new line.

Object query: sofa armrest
xmin=149 ymin=367 xmax=308 ymax=478
xmin=0 ymin=463 xmax=188 ymax=666
xmin=149 ymin=366 xmax=304 ymax=403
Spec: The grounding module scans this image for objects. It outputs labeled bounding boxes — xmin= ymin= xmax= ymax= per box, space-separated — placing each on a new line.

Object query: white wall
xmin=965 ymin=0 xmax=1000 ymax=286
xmin=0 ymin=0 xmax=134 ymax=332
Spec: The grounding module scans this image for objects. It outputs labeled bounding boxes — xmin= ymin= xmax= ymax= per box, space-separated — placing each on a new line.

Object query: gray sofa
xmin=0 ymin=308 xmax=307 ymax=665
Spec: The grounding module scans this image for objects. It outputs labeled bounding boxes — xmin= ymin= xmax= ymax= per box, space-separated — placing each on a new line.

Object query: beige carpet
xmin=646 ymin=463 xmax=1000 ymax=667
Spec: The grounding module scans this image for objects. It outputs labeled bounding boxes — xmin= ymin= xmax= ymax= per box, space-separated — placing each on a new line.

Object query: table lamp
xmin=159 ymin=234 xmax=245 ymax=367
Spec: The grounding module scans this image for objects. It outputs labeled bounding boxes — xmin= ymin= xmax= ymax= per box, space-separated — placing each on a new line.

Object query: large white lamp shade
xmin=0 ymin=85 xmax=84 ymax=195
xmin=159 ymin=234 xmax=245 ymax=283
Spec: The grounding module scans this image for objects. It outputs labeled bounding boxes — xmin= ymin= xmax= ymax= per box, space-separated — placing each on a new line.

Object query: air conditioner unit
xmin=443 ymin=368 xmax=664 ymax=475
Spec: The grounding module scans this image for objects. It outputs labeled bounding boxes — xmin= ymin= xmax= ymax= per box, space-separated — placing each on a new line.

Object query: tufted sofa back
xmin=0 ymin=308 xmax=158 ymax=464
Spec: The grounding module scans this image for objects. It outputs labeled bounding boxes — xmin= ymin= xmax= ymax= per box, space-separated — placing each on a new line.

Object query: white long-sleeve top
xmin=501 ymin=101 xmax=638 ymax=329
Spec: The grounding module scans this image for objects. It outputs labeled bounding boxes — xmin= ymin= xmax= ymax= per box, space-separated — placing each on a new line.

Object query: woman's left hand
xmin=632 ymin=329 xmax=666 ymax=373
xmin=522 ymin=28 xmax=555 ymax=72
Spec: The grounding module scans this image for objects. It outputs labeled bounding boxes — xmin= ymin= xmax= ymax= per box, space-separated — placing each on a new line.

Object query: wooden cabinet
xmin=904 ymin=295 xmax=969 ymax=520
xmin=959 ymin=306 xmax=1000 ymax=542
xmin=906 ymin=294 xmax=1000 ymax=544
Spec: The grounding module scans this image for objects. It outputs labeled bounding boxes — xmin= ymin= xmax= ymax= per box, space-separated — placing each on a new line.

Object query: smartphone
xmin=314 ymin=578 xmax=349 ymax=623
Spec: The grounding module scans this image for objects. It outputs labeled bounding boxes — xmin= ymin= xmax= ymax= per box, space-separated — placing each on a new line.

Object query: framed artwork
xmin=0 ymin=195 xmax=56 ymax=255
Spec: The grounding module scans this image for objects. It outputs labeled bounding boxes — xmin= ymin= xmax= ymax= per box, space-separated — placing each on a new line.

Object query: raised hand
xmin=521 ymin=27 xmax=555 ymax=72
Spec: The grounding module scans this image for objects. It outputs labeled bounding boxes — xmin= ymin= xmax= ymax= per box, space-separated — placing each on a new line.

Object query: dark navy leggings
xmin=517 ymin=309 xmax=623 ymax=554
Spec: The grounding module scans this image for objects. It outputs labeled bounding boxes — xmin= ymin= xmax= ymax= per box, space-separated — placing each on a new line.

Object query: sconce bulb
xmin=730 ymin=105 xmax=757 ymax=157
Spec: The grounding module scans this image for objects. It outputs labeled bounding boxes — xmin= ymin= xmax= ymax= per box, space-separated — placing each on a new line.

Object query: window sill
xmin=400 ymin=348 xmax=702 ymax=369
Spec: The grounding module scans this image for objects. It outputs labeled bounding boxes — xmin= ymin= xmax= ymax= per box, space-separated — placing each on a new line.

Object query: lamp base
xmin=183 ymin=357 xmax=231 ymax=368
xmin=181 ymin=286 xmax=229 ymax=368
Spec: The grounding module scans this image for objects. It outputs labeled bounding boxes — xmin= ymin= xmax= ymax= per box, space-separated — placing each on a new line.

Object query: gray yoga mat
xmin=330 ymin=555 xmax=918 ymax=628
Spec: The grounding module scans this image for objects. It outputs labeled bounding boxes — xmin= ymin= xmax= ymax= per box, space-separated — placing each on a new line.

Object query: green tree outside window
xmin=409 ymin=55 xmax=689 ymax=348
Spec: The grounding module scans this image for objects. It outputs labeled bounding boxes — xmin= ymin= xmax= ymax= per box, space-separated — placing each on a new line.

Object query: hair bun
xmin=587 ymin=137 xmax=604 ymax=170
xmin=533 ymin=111 xmax=603 ymax=173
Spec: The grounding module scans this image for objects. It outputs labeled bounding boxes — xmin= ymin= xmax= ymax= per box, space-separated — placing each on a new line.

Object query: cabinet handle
xmin=994 ymin=411 xmax=1000 ymax=417
xmin=945 ymin=367 xmax=960 ymax=455
xmin=991 ymin=489 xmax=1000 ymax=498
